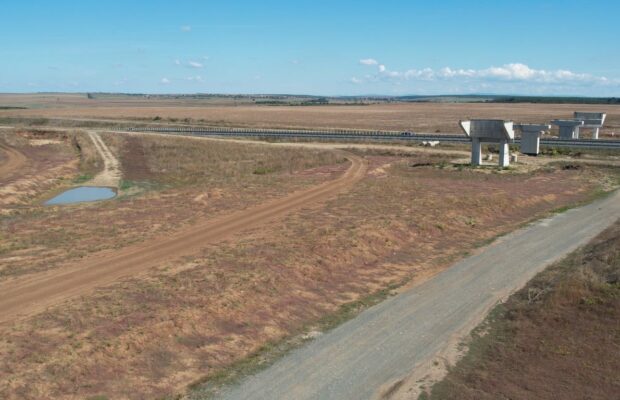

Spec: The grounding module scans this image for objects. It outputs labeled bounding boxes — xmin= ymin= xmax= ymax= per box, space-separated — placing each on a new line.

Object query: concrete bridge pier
xmin=498 ymin=140 xmax=510 ymax=167
xmin=552 ymin=119 xmax=584 ymax=139
xmin=515 ymin=124 xmax=551 ymax=155
xmin=574 ymin=112 xmax=606 ymax=140
xmin=471 ymin=137 xmax=482 ymax=165
xmin=460 ymin=119 xmax=515 ymax=168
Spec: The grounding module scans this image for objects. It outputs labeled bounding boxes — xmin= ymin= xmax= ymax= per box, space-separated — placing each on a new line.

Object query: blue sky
xmin=1 ymin=0 xmax=619 ymax=96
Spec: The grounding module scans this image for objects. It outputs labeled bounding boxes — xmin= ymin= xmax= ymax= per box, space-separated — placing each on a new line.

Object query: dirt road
xmin=213 ymin=190 xmax=620 ymax=400
xmin=86 ymin=131 xmax=122 ymax=187
xmin=0 ymin=152 xmax=366 ymax=325
xmin=0 ymin=143 xmax=26 ymax=179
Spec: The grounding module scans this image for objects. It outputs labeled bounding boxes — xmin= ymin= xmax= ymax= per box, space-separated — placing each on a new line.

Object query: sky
xmin=1 ymin=0 xmax=619 ymax=96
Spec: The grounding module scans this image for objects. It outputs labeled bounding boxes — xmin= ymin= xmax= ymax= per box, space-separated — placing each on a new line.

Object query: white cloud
xmin=188 ymin=61 xmax=204 ymax=68
xmin=359 ymin=58 xmax=378 ymax=66
xmin=351 ymin=62 xmax=616 ymax=87
xmin=186 ymin=75 xmax=204 ymax=82
xmin=350 ymin=77 xmax=362 ymax=84
xmin=174 ymin=59 xmax=181 ymax=65
xmin=161 ymin=78 xmax=170 ymax=84
xmin=180 ymin=25 xmax=191 ymax=32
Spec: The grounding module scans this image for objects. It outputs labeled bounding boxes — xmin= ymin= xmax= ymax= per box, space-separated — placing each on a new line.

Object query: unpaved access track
xmin=0 ymin=143 xmax=26 ymax=179
xmin=86 ymin=131 xmax=122 ymax=187
xmin=215 ymin=190 xmax=620 ymax=400
xmin=0 ymin=153 xmax=367 ymax=325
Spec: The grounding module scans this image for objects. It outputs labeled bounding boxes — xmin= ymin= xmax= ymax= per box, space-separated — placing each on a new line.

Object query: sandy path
xmin=0 ymin=152 xmax=367 ymax=325
xmin=0 ymin=143 xmax=26 ymax=179
xmin=86 ymin=131 xmax=121 ymax=187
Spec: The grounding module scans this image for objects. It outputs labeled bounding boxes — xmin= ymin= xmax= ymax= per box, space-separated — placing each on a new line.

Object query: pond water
xmin=45 ymin=186 xmax=116 ymax=205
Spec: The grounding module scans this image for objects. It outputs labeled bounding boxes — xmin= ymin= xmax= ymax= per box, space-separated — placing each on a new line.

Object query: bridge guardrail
xmin=126 ymin=127 xmax=620 ymax=149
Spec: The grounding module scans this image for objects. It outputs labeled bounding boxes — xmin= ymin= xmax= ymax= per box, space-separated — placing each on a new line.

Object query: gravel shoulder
xmin=213 ymin=190 xmax=620 ymax=400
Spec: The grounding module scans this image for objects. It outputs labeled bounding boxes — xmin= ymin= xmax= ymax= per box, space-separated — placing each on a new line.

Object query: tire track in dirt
xmin=0 ymin=143 xmax=27 ymax=180
xmin=86 ymin=131 xmax=121 ymax=187
xmin=0 ymin=152 xmax=367 ymax=325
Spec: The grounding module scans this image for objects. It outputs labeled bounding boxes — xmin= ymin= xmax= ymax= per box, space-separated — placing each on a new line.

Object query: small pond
xmin=45 ymin=186 xmax=116 ymax=205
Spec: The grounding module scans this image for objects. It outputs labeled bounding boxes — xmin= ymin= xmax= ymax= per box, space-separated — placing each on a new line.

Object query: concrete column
xmin=471 ymin=138 xmax=482 ymax=165
xmin=558 ymin=125 xmax=573 ymax=139
xmin=521 ymin=131 xmax=540 ymax=155
xmin=573 ymin=125 xmax=580 ymax=139
xmin=593 ymin=127 xmax=599 ymax=139
xmin=498 ymin=140 xmax=510 ymax=167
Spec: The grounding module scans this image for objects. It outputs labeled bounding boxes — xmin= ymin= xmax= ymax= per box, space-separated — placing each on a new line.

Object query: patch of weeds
xmin=116 ymin=180 xmax=161 ymax=198
xmin=418 ymin=391 xmax=430 ymax=400
xmin=73 ymin=174 xmax=93 ymax=183
xmin=253 ymin=166 xmax=276 ymax=175
xmin=119 ymin=180 xmax=136 ymax=190
xmin=540 ymin=146 xmax=584 ymax=157
xmin=86 ymin=396 xmax=109 ymax=400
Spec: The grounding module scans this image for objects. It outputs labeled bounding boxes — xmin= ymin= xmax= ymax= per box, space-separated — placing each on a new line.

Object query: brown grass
xmin=1 ymin=95 xmax=619 ymax=137
xmin=0 ymin=132 xmax=344 ymax=279
xmin=427 ymin=219 xmax=620 ymax=400
xmin=0 ymin=151 xmax=616 ymax=400
xmin=0 ymin=129 xmax=80 ymax=207
xmin=102 ymin=132 xmax=344 ymax=186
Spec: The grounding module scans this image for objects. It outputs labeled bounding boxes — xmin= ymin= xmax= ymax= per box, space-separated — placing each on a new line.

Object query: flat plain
xmin=1 ymin=93 xmax=620 ymax=135
xmin=0 ymin=96 xmax=619 ymax=399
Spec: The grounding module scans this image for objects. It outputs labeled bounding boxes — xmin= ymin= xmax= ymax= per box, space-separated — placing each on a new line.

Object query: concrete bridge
xmin=127 ymin=126 xmax=620 ymax=151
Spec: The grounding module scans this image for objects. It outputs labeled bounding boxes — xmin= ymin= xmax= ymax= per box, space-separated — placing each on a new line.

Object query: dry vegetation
xmin=1 ymin=102 xmax=619 ymax=400
xmin=0 ymin=129 xmax=82 ymax=208
xmin=1 ymin=94 xmax=620 ymax=137
xmin=1 ymin=140 xmax=618 ymax=399
xmin=0 ymin=133 xmax=344 ymax=278
xmin=427 ymin=218 xmax=620 ymax=400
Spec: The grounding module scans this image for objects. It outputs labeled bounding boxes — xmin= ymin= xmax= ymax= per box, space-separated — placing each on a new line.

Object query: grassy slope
xmin=427 ymin=219 xmax=620 ymax=400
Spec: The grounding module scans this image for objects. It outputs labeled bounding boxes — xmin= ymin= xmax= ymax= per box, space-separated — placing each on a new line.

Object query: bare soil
xmin=0 ymin=143 xmax=26 ymax=178
xmin=85 ymin=131 xmax=121 ymax=188
xmin=426 ymin=219 xmax=620 ymax=400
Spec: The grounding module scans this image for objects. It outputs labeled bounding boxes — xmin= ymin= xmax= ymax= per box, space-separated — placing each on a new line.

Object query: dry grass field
xmin=0 ymin=132 xmax=343 ymax=278
xmin=1 ymin=125 xmax=619 ymax=399
xmin=1 ymin=94 xmax=620 ymax=136
xmin=1 ymin=100 xmax=620 ymax=399
xmin=428 ymin=219 xmax=620 ymax=400
xmin=0 ymin=129 xmax=83 ymax=208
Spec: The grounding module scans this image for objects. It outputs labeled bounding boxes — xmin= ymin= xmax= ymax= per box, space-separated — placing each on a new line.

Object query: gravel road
xmin=215 ymin=190 xmax=620 ymax=400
